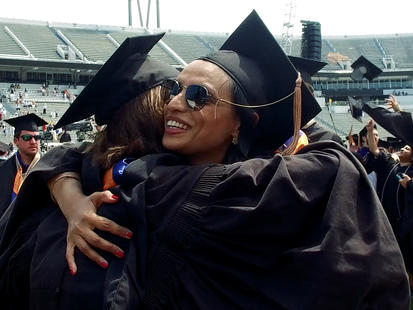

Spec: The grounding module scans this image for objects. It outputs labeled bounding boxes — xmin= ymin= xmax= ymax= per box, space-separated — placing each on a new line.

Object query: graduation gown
xmin=364 ymin=151 xmax=413 ymax=272
xmin=301 ymin=122 xmax=344 ymax=146
xmin=0 ymin=154 xmax=17 ymax=217
xmin=0 ymin=141 xmax=410 ymax=309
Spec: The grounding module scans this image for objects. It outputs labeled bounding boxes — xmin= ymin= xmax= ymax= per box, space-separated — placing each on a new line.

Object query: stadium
xmin=0 ymin=2 xmax=413 ymax=147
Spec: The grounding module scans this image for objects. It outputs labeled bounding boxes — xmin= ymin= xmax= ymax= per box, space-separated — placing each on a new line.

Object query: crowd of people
xmin=0 ymin=10 xmax=412 ymax=309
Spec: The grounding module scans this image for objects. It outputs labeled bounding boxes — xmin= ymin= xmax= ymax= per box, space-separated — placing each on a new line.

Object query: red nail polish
xmin=116 ymin=250 xmax=124 ymax=258
xmin=100 ymin=261 xmax=108 ymax=269
xmin=69 ymin=268 xmax=75 ymax=275
xmin=125 ymin=231 xmax=133 ymax=239
xmin=112 ymin=194 xmax=119 ymax=199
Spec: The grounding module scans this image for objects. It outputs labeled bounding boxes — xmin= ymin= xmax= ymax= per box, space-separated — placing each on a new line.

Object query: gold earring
xmin=232 ymin=135 xmax=239 ymax=145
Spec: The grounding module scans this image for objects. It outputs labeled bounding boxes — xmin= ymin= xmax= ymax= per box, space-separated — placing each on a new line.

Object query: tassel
xmin=282 ymin=73 xmax=302 ymax=156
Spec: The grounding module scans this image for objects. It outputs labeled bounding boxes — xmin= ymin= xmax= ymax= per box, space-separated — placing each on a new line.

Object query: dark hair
xmin=223 ymin=79 xmax=257 ymax=164
xmin=87 ymin=85 xmax=166 ymax=169
xmin=14 ymin=131 xmax=21 ymax=139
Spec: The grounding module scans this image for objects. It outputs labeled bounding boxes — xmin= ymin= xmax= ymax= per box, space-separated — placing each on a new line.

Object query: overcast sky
xmin=0 ymin=0 xmax=412 ymax=36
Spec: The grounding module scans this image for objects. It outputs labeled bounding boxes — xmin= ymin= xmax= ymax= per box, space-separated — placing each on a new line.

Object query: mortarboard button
xmin=350 ymin=56 xmax=382 ymax=81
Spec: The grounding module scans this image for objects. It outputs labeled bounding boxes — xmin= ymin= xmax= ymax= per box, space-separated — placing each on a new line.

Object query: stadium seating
xmin=3 ymin=23 xmax=63 ymax=60
xmin=0 ymin=24 xmax=26 ymax=56
xmin=57 ymin=27 xmax=117 ymax=62
xmin=162 ymin=33 xmax=213 ymax=63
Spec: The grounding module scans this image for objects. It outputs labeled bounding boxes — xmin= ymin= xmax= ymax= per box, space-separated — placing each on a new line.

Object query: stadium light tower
xmin=128 ymin=0 xmax=132 ymax=26
xmin=129 ymin=0 xmax=161 ymax=28
xmin=280 ymin=0 xmax=296 ymax=55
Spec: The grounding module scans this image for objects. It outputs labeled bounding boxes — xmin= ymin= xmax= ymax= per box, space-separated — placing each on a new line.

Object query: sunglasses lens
xmin=163 ymin=79 xmax=180 ymax=100
xmin=186 ymin=85 xmax=208 ymax=110
xmin=21 ymin=135 xmax=31 ymax=141
xmin=21 ymin=134 xmax=40 ymax=141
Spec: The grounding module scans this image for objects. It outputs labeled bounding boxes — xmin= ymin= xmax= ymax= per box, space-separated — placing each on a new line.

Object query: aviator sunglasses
xmin=162 ymin=79 xmax=297 ymax=111
xmin=20 ymin=134 xmax=41 ymax=141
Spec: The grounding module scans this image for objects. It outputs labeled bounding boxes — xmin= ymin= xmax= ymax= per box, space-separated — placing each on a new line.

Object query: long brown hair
xmin=87 ymin=85 xmax=166 ymax=169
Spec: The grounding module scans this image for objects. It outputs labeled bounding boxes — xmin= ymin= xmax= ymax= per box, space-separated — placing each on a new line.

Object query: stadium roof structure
xmin=0 ymin=17 xmax=413 ymax=73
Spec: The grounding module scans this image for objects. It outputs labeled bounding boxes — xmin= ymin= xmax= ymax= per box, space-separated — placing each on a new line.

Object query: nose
xmin=165 ymin=91 xmax=188 ymax=112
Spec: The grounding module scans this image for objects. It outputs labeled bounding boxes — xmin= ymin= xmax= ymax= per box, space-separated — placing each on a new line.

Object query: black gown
xmin=0 ymin=142 xmax=410 ymax=309
xmin=301 ymin=122 xmax=344 ymax=146
xmin=365 ymin=150 xmax=413 ymax=272
xmin=0 ymin=154 xmax=17 ymax=217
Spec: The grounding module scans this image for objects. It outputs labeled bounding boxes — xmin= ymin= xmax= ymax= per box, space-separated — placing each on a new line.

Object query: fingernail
xmin=100 ymin=261 xmax=108 ymax=269
xmin=116 ymin=250 xmax=125 ymax=258
xmin=69 ymin=268 xmax=75 ymax=276
xmin=112 ymin=194 xmax=119 ymax=199
xmin=125 ymin=231 xmax=133 ymax=239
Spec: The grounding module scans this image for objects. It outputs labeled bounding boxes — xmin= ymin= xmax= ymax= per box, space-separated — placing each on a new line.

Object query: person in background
xmin=362 ymin=98 xmax=413 ymax=275
xmin=58 ymin=126 xmax=72 ymax=143
xmin=0 ymin=141 xmax=8 ymax=161
xmin=0 ymin=113 xmax=47 ymax=217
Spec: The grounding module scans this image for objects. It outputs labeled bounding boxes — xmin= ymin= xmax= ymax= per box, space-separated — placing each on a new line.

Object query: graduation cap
xmin=386 ymin=137 xmax=405 ymax=150
xmin=363 ymin=101 xmax=413 ymax=146
xmin=4 ymin=113 xmax=47 ymax=133
xmin=348 ymin=96 xmax=363 ymax=122
xmin=350 ymin=56 xmax=382 ymax=81
xmin=54 ymin=33 xmax=178 ymax=129
xmin=288 ymin=56 xmax=327 ymax=86
xmin=199 ymin=10 xmax=321 ymax=153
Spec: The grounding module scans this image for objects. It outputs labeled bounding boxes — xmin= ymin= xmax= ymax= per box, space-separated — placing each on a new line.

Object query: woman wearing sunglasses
xmin=1 ymin=11 xmax=409 ymax=309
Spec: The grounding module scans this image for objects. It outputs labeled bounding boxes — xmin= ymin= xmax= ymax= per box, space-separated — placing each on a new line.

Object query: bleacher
xmin=0 ymin=18 xmax=412 ymax=70
xmin=200 ymin=35 xmax=228 ymax=50
xmin=4 ymin=23 xmax=63 ymax=60
xmin=0 ymin=24 xmax=26 ymax=56
xmin=57 ymin=27 xmax=117 ymax=62
xmin=378 ymin=36 xmax=413 ymax=68
xmin=162 ymin=33 xmax=214 ymax=63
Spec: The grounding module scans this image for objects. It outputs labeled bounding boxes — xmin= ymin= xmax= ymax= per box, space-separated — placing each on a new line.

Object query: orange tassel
xmin=282 ymin=73 xmax=302 ymax=156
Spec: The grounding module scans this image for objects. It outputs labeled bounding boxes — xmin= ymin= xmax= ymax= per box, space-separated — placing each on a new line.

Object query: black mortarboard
xmin=0 ymin=141 xmax=8 ymax=153
xmin=350 ymin=56 xmax=382 ymax=81
xmin=288 ymin=56 xmax=327 ymax=85
xmin=4 ymin=113 xmax=47 ymax=132
xmin=348 ymin=96 xmax=363 ymax=122
xmin=386 ymin=137 xmax=405 ymax=150
xmin=363 ymin=101 xmax=413 ymax=146
xmin=199 ymin=10 xmax=321 ymax=151
xmin=54 ymin=33 xmax=178 ymax=129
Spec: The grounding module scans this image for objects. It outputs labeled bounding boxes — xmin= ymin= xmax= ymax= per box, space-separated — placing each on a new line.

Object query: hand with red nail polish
xmin=55 ymin=184 xmax=133 ymax=271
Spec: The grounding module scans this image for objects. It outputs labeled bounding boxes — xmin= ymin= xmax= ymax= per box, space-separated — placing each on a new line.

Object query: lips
xmin=164 ymin=117 xmax=190 ymax=134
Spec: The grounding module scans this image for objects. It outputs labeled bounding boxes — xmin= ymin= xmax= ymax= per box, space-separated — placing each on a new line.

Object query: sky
xmin=0 ymin=0 xmax=412 ymax=37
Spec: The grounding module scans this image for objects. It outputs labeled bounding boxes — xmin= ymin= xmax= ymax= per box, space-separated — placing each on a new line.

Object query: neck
xmin=18 ymin=151 xmax=35 ymax=166
xmin=189 ymin=153 xmax=225 ymax=166
xmin=400 ymin=161 xmax=411 ymax=167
